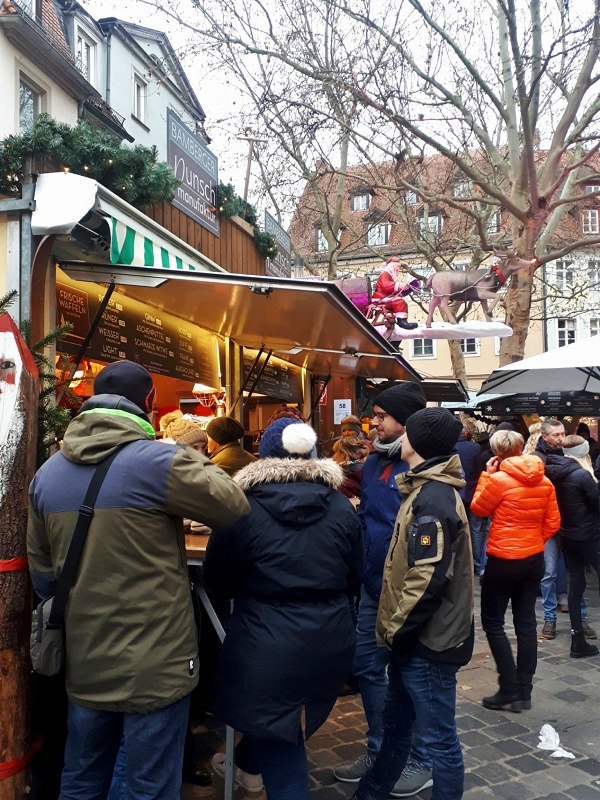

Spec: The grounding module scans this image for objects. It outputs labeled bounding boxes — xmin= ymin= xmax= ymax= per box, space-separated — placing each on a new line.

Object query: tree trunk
xmin=0 ymin=313 xmax=38 ymax=799
xmin=500 ymin=265 xmax=535 ymax=366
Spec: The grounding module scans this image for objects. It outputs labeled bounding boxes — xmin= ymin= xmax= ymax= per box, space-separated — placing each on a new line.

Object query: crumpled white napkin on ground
xmin=537 ymin=724 xmax=575 ymax=758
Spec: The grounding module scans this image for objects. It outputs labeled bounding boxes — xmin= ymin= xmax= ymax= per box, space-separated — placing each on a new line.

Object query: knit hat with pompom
xmin=259 ymin=418 xmax=317 ymax=459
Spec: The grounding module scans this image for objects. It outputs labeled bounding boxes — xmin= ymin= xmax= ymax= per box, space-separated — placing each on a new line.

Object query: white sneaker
xmin=211 ymin=752 xmax=264 ymax=793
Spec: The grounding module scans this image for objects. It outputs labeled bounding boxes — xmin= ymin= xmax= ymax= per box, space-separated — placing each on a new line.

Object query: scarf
xmin=372 ymin=435 xmax=403 ymax=458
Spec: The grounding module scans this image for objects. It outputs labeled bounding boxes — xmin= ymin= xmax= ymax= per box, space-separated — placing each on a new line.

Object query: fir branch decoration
xmin=0 ymin=115 xmax=178 ymax=207
xmin=217 ymin=182 xmax=278 ymax=259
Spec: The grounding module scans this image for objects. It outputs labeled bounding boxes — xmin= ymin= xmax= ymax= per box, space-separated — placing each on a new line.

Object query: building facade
xmin=289 ymin=157 xmax=600 ymax=389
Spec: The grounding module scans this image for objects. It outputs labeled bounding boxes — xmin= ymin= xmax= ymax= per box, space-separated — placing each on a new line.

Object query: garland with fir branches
xmin=0 ymin=114 xmax=177 ymax=208
xmin=218 ymin=182 xmax=278 ymax=259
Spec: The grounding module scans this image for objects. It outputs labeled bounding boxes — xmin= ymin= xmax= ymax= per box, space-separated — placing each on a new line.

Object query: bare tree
xmin=163 ymin=0 xmax=600 ymax=361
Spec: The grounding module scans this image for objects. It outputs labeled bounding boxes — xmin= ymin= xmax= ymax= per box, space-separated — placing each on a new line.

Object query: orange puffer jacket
xmin=471 ymin=454 xmax=560 ymax=560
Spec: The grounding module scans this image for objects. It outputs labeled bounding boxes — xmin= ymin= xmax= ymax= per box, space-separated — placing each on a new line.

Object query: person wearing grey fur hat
xmin=351 ymin=408 xmax=473 ymax=800
xmin=335 ymin=382 xmax=432 ymax=795
xmin=204 ymin=418 xmax=364 ymax=799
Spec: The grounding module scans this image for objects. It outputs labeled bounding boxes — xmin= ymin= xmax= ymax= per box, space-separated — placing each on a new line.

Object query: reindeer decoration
xmin=425 ymin=249 xmax=538 ymax=327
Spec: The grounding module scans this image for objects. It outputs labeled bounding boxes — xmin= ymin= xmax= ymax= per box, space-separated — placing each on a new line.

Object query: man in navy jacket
xmin=335 ymin=382 xmax=431 ymax=797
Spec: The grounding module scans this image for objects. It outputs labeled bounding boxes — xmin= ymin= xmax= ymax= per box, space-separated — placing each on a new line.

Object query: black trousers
xmin=481 ymin=553 xmax=544 ymax=698
xmin=562 ymin=536 xmax=600 ymax=631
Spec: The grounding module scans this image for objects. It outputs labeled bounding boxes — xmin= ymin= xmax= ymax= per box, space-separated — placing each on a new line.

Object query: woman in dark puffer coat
xmin=204 ymin=418 xmax=364 ymax=800
xmin=545 ymin=435 xmax=600 ymax=658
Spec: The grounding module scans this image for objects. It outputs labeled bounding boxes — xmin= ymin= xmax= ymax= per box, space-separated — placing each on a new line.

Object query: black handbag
xmin=30 ymin=449 xmax=122 ymax=676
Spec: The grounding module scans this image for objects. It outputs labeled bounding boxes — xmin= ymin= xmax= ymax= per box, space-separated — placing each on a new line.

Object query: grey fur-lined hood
xmin=234 ymin=457 xmax=344 ymax=492
xmin=234 ymin=457 xmax=346 ymax=524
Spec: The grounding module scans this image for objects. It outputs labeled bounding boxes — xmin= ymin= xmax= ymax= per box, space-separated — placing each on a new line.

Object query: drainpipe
xmin=105 ymin=28 xmax=112 ymax=105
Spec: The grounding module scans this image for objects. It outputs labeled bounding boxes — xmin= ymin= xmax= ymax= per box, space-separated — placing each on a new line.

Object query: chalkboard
xmin=243 ymin=351 xmax=303 ymax=402
xmin=481 ymin=391 xmax=600 ymax=416
xmin=57 ymin=278 xmax=219 ymax=387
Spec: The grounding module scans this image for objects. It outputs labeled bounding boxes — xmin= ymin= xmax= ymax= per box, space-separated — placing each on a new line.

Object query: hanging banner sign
xmin=167 ymin=109 xmax=220 ymax=236
xmin=56 ymin=275 xmax=219 ymax=386
xmin=264 ymin=210 xmax=292 ymax=278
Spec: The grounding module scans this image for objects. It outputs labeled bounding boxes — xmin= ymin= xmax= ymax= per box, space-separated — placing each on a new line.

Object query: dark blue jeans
xmin=355 ymin=654 xmax=463 ymax=800
xmin=235 ymin=730 xmax=309 ymax=800
xmin=60 ymin=694 xmax=189 ymax=800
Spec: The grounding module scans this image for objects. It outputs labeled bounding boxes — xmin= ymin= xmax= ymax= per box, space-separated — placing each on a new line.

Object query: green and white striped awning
xmin=32 ymin=172 xmax=223 ymax=274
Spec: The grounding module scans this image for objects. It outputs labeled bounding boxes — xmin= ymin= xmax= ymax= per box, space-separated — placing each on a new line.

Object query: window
xmin=133 ymin=73 xmax=147 ymax=123
xmin=453 ymin=181 xmax=470 ymax=198
xmin=76 ymin=28 xmax=97 ymax=86
xmin=582 ymin=209 xmax=599 ymax=235
xmin=366 ymin=223 xmax=391 ymax=247
xmin=585 ymin=185 xmax=600 ymax=194
xmin=351 ymin=193 xmax=370 ymax=211
xmin=316 ymin=229 xmax=328 ymax=252
xmin=411 ymin=338 xmax=435 ymax=358
xmin=19 ymin=77 xmax=41 ymax=133
xmin=557 ymin=318 xmax=576 ymax=347
xmin=460 ymin=338 xmax=480 ymax=356
xmin=405 ymin=190 xmax=418 ymax=205
xmin=555 ymin=260 xmax=575 ymax=290
xmin=417 ymin=214 xmax=443 ymax=237
xmin=486 ymin=211 xmax=500 ymax=235
xmin=590 ymin=318 xmax=600 ymax=337
xmin=589 ymin=260 xmax=600 ymax=287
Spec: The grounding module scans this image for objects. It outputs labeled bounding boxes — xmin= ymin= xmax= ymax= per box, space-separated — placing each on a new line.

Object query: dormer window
xmin=582 ymin=210 xmax=599 ymax=235
xmin=351 ymin=192 xmax=370 ymax=212
xmin=585 ymin=185 xmax=600 ymax=194
xmin=453 ymin=181 xmax=470 ymax=198
xmin=417 ymin=213 xmax=443 ymax=237
xmin=316 ymin=229 xmax=328 ymax=252
xmin=366 ymin=223 xmax=391 ymax=247
xmin=76 ymin=26 xmax=98 ymax=86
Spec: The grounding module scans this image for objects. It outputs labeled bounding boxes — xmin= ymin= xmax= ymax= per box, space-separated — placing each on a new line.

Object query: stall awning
xmin=421 ymin=379 xmax=470 ymax=404
xmin=57 ymin=263 xmax=422 ymax=382
xmin=32 ymin=172 xmax=223 ymax=277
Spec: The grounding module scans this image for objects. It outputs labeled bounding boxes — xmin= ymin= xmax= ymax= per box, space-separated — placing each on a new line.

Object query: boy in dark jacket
xmin=334 ymin=382 xmax=433 ymax=797
xmin=352 ymin=408 xmax=474 ymax=800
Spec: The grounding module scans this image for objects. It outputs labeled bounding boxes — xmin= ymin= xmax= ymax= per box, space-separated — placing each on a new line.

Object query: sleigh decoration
xmin=335 ymin=249 xmax=536 ymax=342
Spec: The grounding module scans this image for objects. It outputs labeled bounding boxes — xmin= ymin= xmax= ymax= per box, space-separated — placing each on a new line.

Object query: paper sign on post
xmin=334 ymin=399 xmax=352 ymax=425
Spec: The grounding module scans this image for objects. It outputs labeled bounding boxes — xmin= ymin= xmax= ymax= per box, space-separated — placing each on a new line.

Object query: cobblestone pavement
xmin=184 ymin=573 xmax=600 ymax=800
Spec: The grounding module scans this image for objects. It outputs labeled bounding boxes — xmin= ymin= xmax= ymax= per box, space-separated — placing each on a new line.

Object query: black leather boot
xmin=396 ymin=318 xmax=419 ymax=330
xmin=570 ymin=630 xmax=599 ymax=659
xmin=482 ymin=689 xmax=522 ymax=712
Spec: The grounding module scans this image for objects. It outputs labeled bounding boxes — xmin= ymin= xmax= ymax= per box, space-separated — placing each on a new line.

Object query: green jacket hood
xmin=396 ymin=453 xmax=465 ymax=497
xmin=62 ymin=394 xmax=155 ymax=464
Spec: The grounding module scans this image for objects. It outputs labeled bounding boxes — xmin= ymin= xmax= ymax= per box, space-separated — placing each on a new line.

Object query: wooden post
xmin=0 ymin=313 xmax=39 ymax=798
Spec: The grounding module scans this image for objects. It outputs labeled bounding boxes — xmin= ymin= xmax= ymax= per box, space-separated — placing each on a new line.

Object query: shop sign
xmin=243 ymin=350 xmax=303 ymax=402
xmin=481 ymin=391 xmax=600 ymax=416
xmin=334 ymin=399 xmax=352 ymax=424
xmin=167 ymin=109 xmax=220 ymax=236
xmin=264 ymin=211 xmax=291 ymax=278
xmin=57 ymin=276 xmax=219 ymax=386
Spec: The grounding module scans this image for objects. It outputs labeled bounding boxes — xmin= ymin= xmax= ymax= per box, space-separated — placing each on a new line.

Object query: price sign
xmin=334 ymin=399 xmax=352 ymax=424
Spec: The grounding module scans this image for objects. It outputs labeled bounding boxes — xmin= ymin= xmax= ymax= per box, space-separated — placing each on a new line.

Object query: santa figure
xmin=372 ymin=257 xmax=418 ymax=330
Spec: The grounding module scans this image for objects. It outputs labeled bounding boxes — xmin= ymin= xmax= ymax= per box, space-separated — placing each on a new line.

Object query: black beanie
xmin=94 ymin=360 xmax=155 ymax=414
xmin=373 ymin=382 xmax=427 ymax=425
xmin=405 ymin=408 xmax=462 ymax=461
xmin=206 ymin=416 xmax=245 ymax=445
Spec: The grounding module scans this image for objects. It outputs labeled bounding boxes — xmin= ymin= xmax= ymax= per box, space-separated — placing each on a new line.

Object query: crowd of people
xmin=26 ymin=360 xmax=600 ymax=800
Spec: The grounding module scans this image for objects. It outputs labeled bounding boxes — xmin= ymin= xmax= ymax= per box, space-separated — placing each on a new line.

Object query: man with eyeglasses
xmin=335 ymin=382 xmax=430 ymax=798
